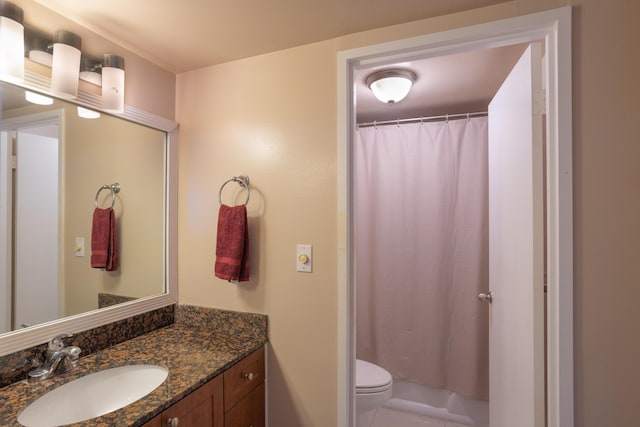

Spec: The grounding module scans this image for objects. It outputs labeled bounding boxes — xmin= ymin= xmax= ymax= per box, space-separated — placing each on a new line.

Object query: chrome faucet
xmin=27 ymin=333 xmax=82 ymax=383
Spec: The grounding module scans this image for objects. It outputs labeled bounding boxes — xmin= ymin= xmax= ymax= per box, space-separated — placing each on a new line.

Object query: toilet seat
xmin=356 ymin=359 xmax=392 ymax=394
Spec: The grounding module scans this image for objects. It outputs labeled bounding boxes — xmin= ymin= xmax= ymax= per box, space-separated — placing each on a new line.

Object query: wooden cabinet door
xmin=139 ymin=347 xmax=265 ymax=427
xmin=224 ymin=383 xmax=265 ymax=427
xmin=140 ymin=413 xmax=162 ymax=427
xmin=223 ymin=347 xmax=265 ymax=411
xmin=161 ymin=375 xmax=224 ymax=427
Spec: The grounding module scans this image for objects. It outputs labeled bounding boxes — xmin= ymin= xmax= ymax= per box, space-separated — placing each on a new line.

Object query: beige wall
xmin=177 ymin=0 xmax=640 ymax=426
xmin=176 ymin=40 xmax=340 ymax=426
xmin=569 ymin=0 xmax=640 ymax=425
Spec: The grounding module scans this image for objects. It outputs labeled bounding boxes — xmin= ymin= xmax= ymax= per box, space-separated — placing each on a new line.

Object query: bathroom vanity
xmin=0 ymin=306 xmax=268 ymax=427
xmin=142 ymin=346 xmax=265 ymax=427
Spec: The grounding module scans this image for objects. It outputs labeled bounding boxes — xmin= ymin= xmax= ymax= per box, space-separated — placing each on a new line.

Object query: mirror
xmin=0 ymin=71 xmax=177 ymax=355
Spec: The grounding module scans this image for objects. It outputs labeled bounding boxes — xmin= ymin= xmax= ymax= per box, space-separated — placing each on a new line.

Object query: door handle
xmin=478 ymin=292 xmax=493 ymax=303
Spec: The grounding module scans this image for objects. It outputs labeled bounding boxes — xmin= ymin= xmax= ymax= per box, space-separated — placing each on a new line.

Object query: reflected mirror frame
xmin=0 ymin=69 xmax=178 ymax=356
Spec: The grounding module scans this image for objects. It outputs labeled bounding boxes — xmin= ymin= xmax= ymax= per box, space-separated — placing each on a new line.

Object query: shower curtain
xmin=355 ymin=117 xmax=489 ymax=401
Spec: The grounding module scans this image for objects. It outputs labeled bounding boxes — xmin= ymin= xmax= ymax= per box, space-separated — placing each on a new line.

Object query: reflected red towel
xmin=91 ymin=207 xmax=119 ymax=271
xmin=215 ymin=204 xmax=249 ymax=282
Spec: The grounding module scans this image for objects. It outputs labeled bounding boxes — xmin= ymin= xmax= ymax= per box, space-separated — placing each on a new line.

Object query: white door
xmin=487 ymin=43 xmax=545 ymax=427
xmin=14 ymin=128 xmax=60 ymax=328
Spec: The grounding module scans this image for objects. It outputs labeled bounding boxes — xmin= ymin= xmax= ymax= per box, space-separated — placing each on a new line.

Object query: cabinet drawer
xmin=161 ymin=375 xmax=224 ymax=427
xmin=223 ymin=347 xmax=265 ymax=410
xmin=224 ymin=383 xmax=265 ymax=427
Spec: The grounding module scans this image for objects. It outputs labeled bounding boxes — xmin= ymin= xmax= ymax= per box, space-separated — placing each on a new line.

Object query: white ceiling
xmin=355 ymin=43 xmax=527 ymax=123
xmin=18 ymin=0 xmax=528 ymax=121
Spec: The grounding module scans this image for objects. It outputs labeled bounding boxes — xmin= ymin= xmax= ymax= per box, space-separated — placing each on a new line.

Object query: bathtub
xmin=383 ymin=380 xmax=489 ymax=427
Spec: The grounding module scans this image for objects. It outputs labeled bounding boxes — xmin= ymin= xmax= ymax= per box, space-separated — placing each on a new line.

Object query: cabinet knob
xmin=244 ymin=372 xmax=254 ymax=381
xmin=167 ymin=417 xmax=179 ymax=427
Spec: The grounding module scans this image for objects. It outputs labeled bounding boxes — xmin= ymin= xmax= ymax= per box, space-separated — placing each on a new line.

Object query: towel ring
xmin=94 ymin=183 xmax=121 ymax=209
xmin=218 ymin=175 xmax=250 ymax=206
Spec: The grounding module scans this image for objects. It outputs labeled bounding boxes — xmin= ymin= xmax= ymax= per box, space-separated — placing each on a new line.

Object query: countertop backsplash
xmin=0 ymin=304 xmax=268 ymax=426
xmin=0 ymin=305 xmax=175 ymax=389
xmin=0 ymin=304 xmax=268 ymax=388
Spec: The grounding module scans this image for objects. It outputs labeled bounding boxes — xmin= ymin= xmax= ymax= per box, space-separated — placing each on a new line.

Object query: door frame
xmin=337 ymin=7 xmax=573 ymax=427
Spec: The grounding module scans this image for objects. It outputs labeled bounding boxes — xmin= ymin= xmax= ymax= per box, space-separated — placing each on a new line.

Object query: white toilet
xmin=356 ymin=359 xmax=393 ymax=427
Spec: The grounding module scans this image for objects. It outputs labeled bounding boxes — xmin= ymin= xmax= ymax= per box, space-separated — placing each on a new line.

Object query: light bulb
xmin=77 ymin=106 xmax=101 ymax=119
xmin=25 ymin=91 xmax=53 ymax=105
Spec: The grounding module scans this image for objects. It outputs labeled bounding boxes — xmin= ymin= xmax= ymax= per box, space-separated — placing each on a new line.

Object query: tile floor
xmin=369 ymin=407 xmax=470 ymax=427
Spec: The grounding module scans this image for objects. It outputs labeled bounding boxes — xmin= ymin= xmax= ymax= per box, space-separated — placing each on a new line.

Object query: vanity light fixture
xmin=27 ymin=48 xmax=52 ymax=67
xmin=366 ymin=69 xmax=417 ymax=104
xmin=25 ymin=29 xmax=53 ymax=67
xmin=0 ymin=1 xmax=24 ymax=83
xmin=79 ymin=55 xmax=102 ymax=86
xmin=77 ymin=106 xmax=101 ymax=119
xmin=25 ymin=90 xmax=53 ymax=105
xmin=51 ymin=30 xmax=82 ymax=99
xmin=101 ymin=54 xmax=125 ymax=113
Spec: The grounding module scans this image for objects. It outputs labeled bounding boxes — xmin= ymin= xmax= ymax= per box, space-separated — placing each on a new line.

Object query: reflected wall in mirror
xmin=0 ymin=80 xmax=166 ymax=334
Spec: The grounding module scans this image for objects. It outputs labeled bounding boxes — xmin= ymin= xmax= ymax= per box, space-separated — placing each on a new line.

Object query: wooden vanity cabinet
xmin=223 ymin=347 xmax=265 ymax=427
xmin=142 ymin=375 xmax=223 ymax=427
xmin=141 ymin=347 xmax=265 ymax=427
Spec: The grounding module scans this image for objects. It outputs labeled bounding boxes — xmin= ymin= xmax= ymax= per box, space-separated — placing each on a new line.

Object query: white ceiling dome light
xmin=366 ymin=69 xmax=417 ymax=104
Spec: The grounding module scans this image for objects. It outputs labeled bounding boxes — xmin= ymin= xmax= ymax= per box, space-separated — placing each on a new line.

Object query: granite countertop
xmin=0 ymin=307 xmax=268 ymax=426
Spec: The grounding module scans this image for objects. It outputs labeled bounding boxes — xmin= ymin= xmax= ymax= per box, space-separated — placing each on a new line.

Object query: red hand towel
xmin=215 ymin=204 xmax=249 ymax=282
xmin=91 ymin=207 xmax=119 ymax=271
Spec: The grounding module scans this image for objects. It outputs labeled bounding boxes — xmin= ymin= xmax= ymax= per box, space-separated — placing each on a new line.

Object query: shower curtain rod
xmin=357 ymin=111 xmax=488 ymax=128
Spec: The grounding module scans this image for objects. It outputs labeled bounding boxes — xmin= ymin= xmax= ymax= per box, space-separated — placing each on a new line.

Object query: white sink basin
xmin=18 ymin=364 xmax=168 ymax=427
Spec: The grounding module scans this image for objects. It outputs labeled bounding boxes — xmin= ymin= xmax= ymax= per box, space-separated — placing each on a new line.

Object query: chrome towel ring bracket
xmin=218 ymin=174 xmax=250 ymax=206
xmin=94 ymin=183 xmax=121 ymax=209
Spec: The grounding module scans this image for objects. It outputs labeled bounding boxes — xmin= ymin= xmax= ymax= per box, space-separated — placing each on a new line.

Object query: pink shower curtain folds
xmin=355 ymin=117 xmax=490 ymax=401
